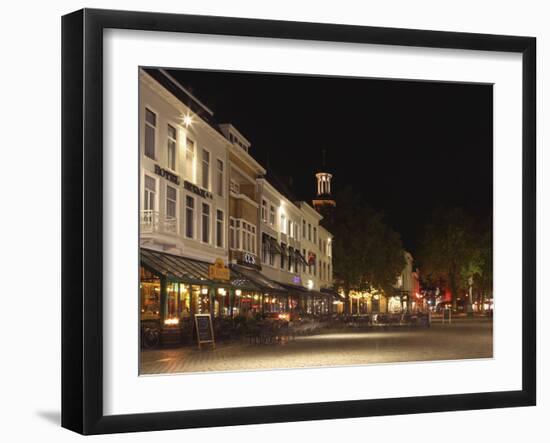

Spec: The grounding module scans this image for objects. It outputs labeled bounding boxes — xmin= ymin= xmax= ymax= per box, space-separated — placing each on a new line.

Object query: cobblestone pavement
xmin=140 ymin=320 xmax=493 ymax=375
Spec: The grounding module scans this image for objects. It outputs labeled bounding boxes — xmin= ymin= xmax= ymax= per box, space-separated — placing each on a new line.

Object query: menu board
xmin=194 ymin=314 xmax=215 ymax=349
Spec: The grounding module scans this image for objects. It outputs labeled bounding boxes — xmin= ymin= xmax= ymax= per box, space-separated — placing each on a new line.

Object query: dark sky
xmin=167 ymin=68 xmax=493 ymax=254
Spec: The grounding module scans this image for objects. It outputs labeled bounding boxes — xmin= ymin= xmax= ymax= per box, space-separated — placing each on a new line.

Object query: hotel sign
xmin=184 ymin=180 xmax=213 ymax=200
xmin=209 ymin=258 xmax=230 ymax=281
xmin=154 ymin=164 xmax=180 ymax=185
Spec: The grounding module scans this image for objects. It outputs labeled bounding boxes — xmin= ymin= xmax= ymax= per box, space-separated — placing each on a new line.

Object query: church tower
xmin=312 ymin=150 xmax=336 ymax=212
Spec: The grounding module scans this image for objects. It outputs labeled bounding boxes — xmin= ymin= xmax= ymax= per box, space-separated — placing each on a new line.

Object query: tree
xmin=327 ymin=187 xmax=405 ymax=313
xmin=418 ymin=208 xmax=491 ymax=311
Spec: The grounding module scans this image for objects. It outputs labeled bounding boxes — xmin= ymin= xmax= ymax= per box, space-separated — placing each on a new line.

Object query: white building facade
xmin=139 ymin=69 xmax=230 ymax=263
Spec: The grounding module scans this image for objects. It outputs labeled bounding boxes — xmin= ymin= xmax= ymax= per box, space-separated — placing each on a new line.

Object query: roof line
xmin=158 ymin=69 xmax=214 ymax=116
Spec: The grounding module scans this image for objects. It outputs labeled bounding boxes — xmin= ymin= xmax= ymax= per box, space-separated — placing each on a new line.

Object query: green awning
xmin=141 ymin=247 xmax=264 ymax=291
xmin=230 ymin=264 xmax=288 ymax=293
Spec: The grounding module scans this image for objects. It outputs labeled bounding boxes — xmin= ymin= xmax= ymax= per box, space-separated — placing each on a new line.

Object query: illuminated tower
xmin=312 ymin=150 xmax=336 ymax=212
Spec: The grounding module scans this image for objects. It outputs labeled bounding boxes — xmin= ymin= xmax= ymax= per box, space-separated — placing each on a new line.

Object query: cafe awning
xmin=230 ymin=264 xmax=287 ymax=293
xmin=280 ymin=282 xmax=310 ymax=294
xmin=294 ymin=250 xmax=309 ymax=267
xmin=263 ymin=234 xmax=283 ymax=255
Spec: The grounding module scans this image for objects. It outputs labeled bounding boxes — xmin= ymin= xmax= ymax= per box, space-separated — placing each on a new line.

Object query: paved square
xmin=140 ymin=320 xmax=493 ymax=375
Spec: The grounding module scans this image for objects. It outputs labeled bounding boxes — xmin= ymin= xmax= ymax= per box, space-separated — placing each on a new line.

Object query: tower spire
xmin=312 ymin=149 xmax=336 ymax=210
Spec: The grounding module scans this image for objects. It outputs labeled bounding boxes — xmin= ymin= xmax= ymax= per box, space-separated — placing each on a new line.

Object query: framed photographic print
xmin=61 ymin=8 xmax=536 ymax=435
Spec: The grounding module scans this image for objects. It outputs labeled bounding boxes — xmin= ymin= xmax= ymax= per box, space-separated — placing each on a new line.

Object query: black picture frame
xmin=61 ymin=8 xmax=536 ymax=435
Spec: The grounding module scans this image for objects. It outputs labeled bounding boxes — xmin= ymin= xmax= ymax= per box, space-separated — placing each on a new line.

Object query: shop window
xmin=140 ymin=267 xmax=160 ymax=321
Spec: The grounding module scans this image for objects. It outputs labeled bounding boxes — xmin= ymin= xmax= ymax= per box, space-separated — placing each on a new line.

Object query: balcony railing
xmin=140 ymin=210 xmax=178 ymax=235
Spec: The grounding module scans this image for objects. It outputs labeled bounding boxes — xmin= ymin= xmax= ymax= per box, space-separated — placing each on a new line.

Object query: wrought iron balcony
xmin=140 ymin=210 xmax=178 ymax=235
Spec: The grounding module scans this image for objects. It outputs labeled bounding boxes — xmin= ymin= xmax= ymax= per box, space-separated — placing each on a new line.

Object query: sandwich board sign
xmin=194 ymin=313 xmax=215 ymax=350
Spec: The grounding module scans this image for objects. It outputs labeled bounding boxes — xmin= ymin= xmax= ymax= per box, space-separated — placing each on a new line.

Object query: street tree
xmin=328 ymin=187 xmax=405 ymax=313
xmin=418 ymin=207 xmax=490 ymax=310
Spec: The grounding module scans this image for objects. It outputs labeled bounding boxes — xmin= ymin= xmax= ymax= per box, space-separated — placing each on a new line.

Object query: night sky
xmin=166 ymin=68 xmax=493 ymax=254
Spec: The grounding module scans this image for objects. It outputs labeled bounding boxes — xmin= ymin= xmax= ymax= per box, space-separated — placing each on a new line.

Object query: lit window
xmin=144 ymin=108 xmax=156 ymax=159
xmin=185 ymin=196 xmax=194 ymax=239
xmin=166 ymin=185 xmax=177 ymax=219
xmin=185 ymin=138 xmax=195 ymax=181
xmin=167 ymin=124 xmax=177 ymax=171
xmin=202 ymin=149 xmax=210 ymax=189
xmin=202 ymin=203 xmax=210 ymax=243
xmin=143 ymin=175 xmax=156 ymax=211
xmin=216 ymin=159 xmax=224 ymax=197
xmin=261 ymin=200 xmax=268 ymax=223
xmin=216 ymin=210 xmax=224 ymax=247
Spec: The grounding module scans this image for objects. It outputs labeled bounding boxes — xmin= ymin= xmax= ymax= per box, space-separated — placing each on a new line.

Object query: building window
xmin=308 ymin=223 xmax=312 ymax=241
xmin=261 ymin=199 xmax=268 ymax=223
xmin=229 ymin=218 xmax=235 ymax=249
xmin=216 ymin=159 xmax=224 ymax=197
xmin=167 ymin=124 xmax=177 ymax=171
xmin=302 ymin=248 xmax=307 ymax=272
xmin=280 ymin=244 xmax=286 ymax=269
xmin=288 ymin=247 xmax=294 ymax=272
xmin=270 ymin=241 xmax=275 ymax=265
xmin=216 ymin=209 xmax=224 ymax=248
xmin=144 ymin=108 xmax=156 ymax=159
xmin=235 ymin=220 xmax=241 ymax=249
xmin=288 ymin=219 xmax=293 ymax=238
xmin=313 ymin=227 xmax=317 ymax=244
xmin=269 ymin=205 xmax=275 ymax=226
xmin=302 ymin=219 xmax=306 ymax=238
xmin=327 ymin=264 xmax=331 ymax=281
xmin=185 ymin=137 xmax=195 ymax=181
xmin=201 ymin=203 xmax=210 ymax=243
xmin=230 ymin=179 xmax=240 ymax=194
xmin=280 ymin=213 xmax=286 ymax=234
xmin=202 ymin=149 xmax=210 ymax=189
xmin=295 ymin=222 xmax=300 ymax=241
xmin=143 ymin=175 xmax=156 ymax=211
xmin=230 ymin=218 xmax=256 ymax=254
xmin=166 ymin=185 xmax=177 ymax=219
xmin=262 ymin=235 xmax=276 ymax=266
xmin=185 ymin=196 xmax=194 ymax=239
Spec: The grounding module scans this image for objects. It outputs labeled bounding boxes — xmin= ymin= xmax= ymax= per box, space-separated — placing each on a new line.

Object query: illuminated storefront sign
xmin=209 ymin=258 xmax=230 ymax=281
